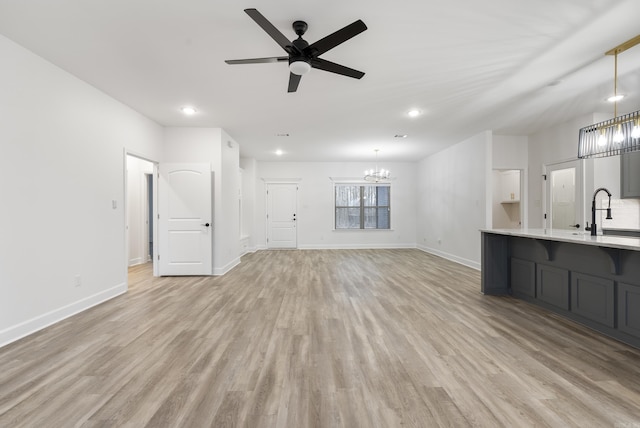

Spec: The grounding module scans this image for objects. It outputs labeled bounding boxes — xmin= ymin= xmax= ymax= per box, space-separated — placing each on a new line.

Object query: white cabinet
xmin=500 ymin=170 xmax=520 ymax=203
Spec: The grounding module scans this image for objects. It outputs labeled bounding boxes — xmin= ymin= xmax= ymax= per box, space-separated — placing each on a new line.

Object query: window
xmin=335 ymin=184 xmax=390 ymax=229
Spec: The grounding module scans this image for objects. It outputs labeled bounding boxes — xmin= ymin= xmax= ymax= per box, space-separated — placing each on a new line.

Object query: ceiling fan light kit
xmin=578 ymin=35 xmax=640 ymax=158
xmin=289 ymin=60 xmax=311 ymax=76
xmin=225 ymin=8 xmax=367 ymax=92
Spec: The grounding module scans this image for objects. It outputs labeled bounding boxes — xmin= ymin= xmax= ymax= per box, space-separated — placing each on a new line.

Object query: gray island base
xmin=481 ymin=229 xmax=640 ymax=349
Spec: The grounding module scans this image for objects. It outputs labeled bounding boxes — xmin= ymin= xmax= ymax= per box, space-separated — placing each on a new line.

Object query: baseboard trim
xmin=416 ymin=245 xmax=480 ymax=271
xmin=297 ymin=243 xmax=417 ymax=250
xmin=213 ymin=257 xmax=241 ymax=276
xmin=128 ymin=257 xmax=143 ymax=267
xmin=240 ymin=246 xmax=257 ymax=257
xmin=0 ymin=282 xmax=127 ymax=349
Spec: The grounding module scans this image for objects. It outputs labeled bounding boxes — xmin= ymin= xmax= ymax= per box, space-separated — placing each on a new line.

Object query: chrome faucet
xmin=586 ymin=187 xmax=613 ymax=236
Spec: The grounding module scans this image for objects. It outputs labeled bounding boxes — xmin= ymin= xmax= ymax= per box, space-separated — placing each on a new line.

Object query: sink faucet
xmin=586 ymin=187 xmax=613 ymax=236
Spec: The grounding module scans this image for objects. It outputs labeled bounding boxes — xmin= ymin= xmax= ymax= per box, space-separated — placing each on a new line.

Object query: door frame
xmin=124 ymin=150 xmax=159 ymax=278
xmin=264 ymin=180 xmax=300 ymax=249
xmin=543 ymin=159 xmax=584 ymax=231
xmin=143 ymin=172 xmax=153 ymax=263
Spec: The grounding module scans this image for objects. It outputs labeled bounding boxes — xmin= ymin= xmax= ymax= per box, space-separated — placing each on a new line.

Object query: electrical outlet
xmin=74 ymin=275 xmax=81 ymax=287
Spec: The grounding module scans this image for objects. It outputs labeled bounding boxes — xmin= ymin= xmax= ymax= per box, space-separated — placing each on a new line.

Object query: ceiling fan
xmin=225 ymin=8 xmax=367 ymax=93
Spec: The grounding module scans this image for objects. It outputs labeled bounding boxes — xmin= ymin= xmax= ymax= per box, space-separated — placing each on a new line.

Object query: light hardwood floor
xmin=1 ymin=249 xmax=640 ymax=427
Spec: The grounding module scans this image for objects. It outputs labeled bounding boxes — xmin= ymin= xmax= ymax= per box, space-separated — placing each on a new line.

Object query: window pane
xmin=377 ymin=207 xmax=390 ymax=229
xmin=334 ymin=184 xmax=390 ymax=230
xmin=377 ymin=186 xmax=389 ymax=206
xmin=364 ymin=207 xmax=377 ymax=228
xmin=336 ymin=185 xmax=360 ymax=207
xmin=363 ymin=186 xmax=376 ymax=207
xmin=336 ymin=207 xmax=361 ymax=229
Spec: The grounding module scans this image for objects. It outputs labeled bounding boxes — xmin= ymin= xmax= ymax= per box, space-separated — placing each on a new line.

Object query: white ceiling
xmin=1 ymin=0 xmax=639 ymax=162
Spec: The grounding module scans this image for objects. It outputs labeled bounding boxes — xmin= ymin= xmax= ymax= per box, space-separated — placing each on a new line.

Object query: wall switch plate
xmin=112 ymin=200 xmax=117 ymax=209
xmin=74 ymin=275 xmax=81 ymax=287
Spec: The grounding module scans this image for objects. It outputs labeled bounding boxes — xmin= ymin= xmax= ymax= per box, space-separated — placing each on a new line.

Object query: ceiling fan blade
xmin=225 ymin=56 xmax=288 ymax=65
xmin=244 ymin=8 xmax=298 ymax=55
xmin=310 ymin=58 xmax=365 ymax=79
xmin=288 ymin=73 xmax=302 ymax=93
xmin=305 ymin=20 xmax=367 ymax=57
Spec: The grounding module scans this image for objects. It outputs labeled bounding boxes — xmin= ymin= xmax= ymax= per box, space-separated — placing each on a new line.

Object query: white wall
xmin=126 ymin=156 xmax=154 ymax=266
xmin=0 ymin=35 xmax=163 ymax=347
xmin=526 ymin=113 xmax=630 ymax=228
xmin=417 ymin=131 xmax=492 ymax=269
xmin=593 ymin=155 xmax=621 ymax=199
xmin=254 ymin=161 xmax=417 ymax=249
xmin=527 ymin=114 xmax=594 ymax=228
xmin=220 ymin=131 xmax=241 ymax=269
xmin=240 ymin=157 xmax=257 ymax=252
xmin=163 ymin=127 xmax=240 ymax=275
xmin=492 ymin=135 xmax=528 ymax=170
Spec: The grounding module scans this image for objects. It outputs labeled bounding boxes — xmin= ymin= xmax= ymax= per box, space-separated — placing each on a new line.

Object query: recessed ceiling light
xmin=407 ymin=109 xmax=421 ymax=118
xmin=181 ymin=106 xmax=197 ymax=115
xmin=607 ymin=94 xmax=625 ymax=102
xmin=394 ymin=134 xmax=408 ymax=138
xmin=275 ymin=150 xmax=284 ymax=156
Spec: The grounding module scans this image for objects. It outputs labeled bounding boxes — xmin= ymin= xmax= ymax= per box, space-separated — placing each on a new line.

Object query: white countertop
xmin=481 ymin=228 xmax=640 ymax=252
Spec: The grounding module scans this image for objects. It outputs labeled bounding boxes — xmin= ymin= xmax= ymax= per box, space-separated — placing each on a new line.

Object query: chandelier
xmin=364 ymin=149 xmax=390 ymax=182
xmin=578 ymin=35 xmax=640 ymax=159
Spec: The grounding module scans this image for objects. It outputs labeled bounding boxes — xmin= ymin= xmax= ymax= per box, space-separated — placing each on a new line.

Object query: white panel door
xmin=267 ymin=183 xmax=297 ymax=249
xmin=158 ymin=163 xmax=212 ymax=275
xmin=545 ymin=160 xmax=583 ymax=231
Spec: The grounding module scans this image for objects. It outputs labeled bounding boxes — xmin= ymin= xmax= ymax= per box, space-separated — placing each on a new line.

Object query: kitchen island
xmin=481 ymin=228 xmax=640 ymax=349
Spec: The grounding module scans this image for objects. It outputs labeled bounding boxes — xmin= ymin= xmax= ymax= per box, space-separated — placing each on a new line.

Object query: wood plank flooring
xmin=1 ymin=249 xmax=640 ymax=427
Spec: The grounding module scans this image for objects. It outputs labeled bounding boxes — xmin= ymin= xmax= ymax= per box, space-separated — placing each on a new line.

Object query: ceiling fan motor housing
xmin=292 ymin=20 xmax=308 ymax=36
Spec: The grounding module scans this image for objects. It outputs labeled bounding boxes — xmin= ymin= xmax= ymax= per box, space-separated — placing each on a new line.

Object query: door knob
xmin=569 ymin=223 xmax=580 ymax=228
xmin=201 ymin=222 xmax=210 ymax=227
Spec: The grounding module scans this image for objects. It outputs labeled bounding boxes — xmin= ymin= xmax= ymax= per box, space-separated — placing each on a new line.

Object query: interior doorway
xmin=491 ymin=169 xmax=523 ymax=229
xmin=126 ymin=154 xmax=157 ymax=279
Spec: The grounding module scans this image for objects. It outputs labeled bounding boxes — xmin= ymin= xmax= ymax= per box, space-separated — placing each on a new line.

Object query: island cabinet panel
xmin=618 ymin=283 xmax=640 ymax=339
xmin=481 ymin=230 xmax=640 ymax=349
xmin=570 ymin=273 xmax=615 ymax=327
xmin=481 ymin=233 xmax=509 ymax=295
xmin=536 ymin=264 xmax=569 ymax=310
xmin=510 ymin=258 xmax=535 ymax=298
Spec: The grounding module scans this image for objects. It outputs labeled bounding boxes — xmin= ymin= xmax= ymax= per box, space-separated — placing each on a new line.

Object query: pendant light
xmin=578 ymin=35 xmax=640 ymax=158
